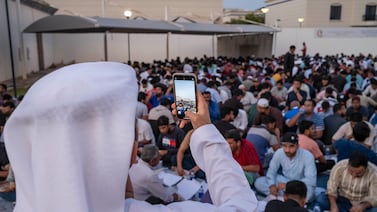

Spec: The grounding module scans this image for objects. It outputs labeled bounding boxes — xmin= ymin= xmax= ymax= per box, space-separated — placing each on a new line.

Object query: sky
xmin=175 ymin=80 xmax=196 ymax=101
xmin=223 ymin=0 xmax=265 ymax=10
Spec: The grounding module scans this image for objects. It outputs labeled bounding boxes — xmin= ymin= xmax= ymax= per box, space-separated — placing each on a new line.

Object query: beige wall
xmin=42 ymin=33 xmax=215 ymax=64
xmin=46 ymin=0 xmax=223 ymax=23
xmin=0 ymin=1 xmax=49 ymax=83
xmin=273 ymin=28 xmax=377 ymax=57
xmin=264 ymin=0 xmax=308 ymax=28
xmin=265 ymin=0 xmax=377 ymax=27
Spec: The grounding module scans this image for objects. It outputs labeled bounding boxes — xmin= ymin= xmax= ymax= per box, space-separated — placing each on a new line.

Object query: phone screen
xmin=173 ymin=74 xmax=197 ymax=119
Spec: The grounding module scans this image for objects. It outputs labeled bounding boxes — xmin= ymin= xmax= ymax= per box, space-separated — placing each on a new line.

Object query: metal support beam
xmin=5 ymin=0 xmax=17 ymax=97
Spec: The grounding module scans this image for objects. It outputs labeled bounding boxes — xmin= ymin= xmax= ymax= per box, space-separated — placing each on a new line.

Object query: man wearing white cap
xmin=254 ymin=98 xmax=284 ymax=139
xmin=4 ymin=62 xmax=257 ymax=212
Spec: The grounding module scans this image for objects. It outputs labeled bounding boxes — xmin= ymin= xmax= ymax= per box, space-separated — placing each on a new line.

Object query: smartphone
xmin=173 ymin=73 xmax=198 ymax=119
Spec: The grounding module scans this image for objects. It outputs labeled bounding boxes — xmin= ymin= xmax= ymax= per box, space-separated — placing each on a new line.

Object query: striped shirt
xmin=327 ymin=159 xmax=377 ymax=207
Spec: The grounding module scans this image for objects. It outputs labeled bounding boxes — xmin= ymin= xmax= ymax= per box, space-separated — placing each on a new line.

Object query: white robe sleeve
xmin=125 ymin=124 xmax=258 ymax=211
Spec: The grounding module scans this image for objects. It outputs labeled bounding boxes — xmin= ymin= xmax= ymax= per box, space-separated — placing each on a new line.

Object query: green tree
xmin=245 ymin=13 xmax=265 ymax=23
xmin=226 ymin=13 xmax=265 ymax=24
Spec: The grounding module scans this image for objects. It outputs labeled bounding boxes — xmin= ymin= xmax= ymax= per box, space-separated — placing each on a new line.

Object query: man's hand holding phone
xmin=185 ymin=91 xmax=211 ymax=130
xmin=172 ymin=91 xmax=211 ymax=130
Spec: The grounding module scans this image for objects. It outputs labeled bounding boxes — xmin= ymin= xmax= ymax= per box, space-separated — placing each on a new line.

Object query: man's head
xmin=303 ymin=99 xmax=315 ymax=114
xmin=353 ymin=121 xmax=370 ymax=143
xmin=202 ymin=91 xmax=211 ymax=104
xmin=351 ymin=96 xmax=361 ymax=109
xmin=153 ymin=83 xmax=166 ymax=97
xmin=275 ymin=80 xmax=283 ymax=90
xmin=321 ymin=101 xmax=330 ymax=112
xmin=290 ymin=100 xmax=300 ymax=109
xmin=281 ymin=132 xmax=299 ymax=159
xmin=224 ymin=129 xmax=241 ymax=152
xmin=159 ymin=98 xmax=171 ymax=108
xmin=289 ymin=45 xmax=296 ymax=54
xmin=298 ymin=120 xmax=315 ymax=138
xmin=141 ymin=79 xmax=149 ymax=88
xmin=0 ymin=84 xmax=7 ymax=94
xmin=220 ymin=106 xmax=236 ymax=121
xmin=283 ymin=180 xmax=307 ymax=207
xmin=321 ymin=75 xmax=330 ymax=87
xmin=325 ymin=87 xmax=334 ymax=98
xmin=333 ymin=103 xmax=346 ymax=116
xmin=348 ymin=152 xmax=369 ymax=178
xmin=232 ymin=89 xmax=245 ymax=101
xmin=257 ymin=98 xmax=270 ymax=115
xmin=371 ymin=78 xmax=377 ymax=90
xmin=157 ymin=115 xmax=171 ymax=134
xmin=141 ymin=144 xmax=161 ymax=167
xmin=349 ymin=112 xmax=363 ymax=128
xmin=292 ymin=77 xmax=302 ymax=90
xmin=138 ymin=92 xmax=147 ymax=103
xmin=1 ymin=102 xmax=15 ymax=115
xmin=261 ymin=115 xmax=276 ymax=130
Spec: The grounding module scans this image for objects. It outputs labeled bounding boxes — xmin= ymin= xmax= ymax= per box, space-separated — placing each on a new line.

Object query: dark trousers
xmin=317 ymin=193 xmax=377 ymax=212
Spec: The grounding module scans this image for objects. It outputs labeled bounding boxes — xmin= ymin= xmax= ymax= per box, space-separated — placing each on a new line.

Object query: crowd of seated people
xmin=1 ymin=51 xmax=377 ymax=210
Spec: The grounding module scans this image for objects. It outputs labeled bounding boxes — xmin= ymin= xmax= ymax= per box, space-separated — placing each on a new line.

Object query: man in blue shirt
xmin=334 ymin=121 xmax=377 ymax=166
xmin=254 ymin=132 xmax=317 ymax=202
xmin=202 ymin=91 xmax=220 ymax=123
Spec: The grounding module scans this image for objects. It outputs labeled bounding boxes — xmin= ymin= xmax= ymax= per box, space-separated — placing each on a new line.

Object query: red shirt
xmin=232 ymin=139 xmax=264 ymax=176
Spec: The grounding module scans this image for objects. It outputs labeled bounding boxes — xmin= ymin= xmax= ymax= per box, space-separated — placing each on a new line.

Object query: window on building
xmin=330 ymin=4 xmax=342 ymax=20
xmin=364 ymin=4 xmax=377 ymax=21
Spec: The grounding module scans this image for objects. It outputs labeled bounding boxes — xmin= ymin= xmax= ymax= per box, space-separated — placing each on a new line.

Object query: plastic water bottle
xmin=313 ymin=203 xmax=321 ymax=212
xmin=325 ymin=146 xmax=331 ymax=156
xmin=197 ymin=185 xmax=204 ymax=200
xmin=189 ymin=171 xmax=195 ymax=180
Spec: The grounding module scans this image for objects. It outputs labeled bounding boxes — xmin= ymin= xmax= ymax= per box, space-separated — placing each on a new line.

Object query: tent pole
xmin=104 ymin=31 xmax=108 ymax=61
xmin=128 ymin=33 xmax=131 ymax=62
xmin=5 ymin=0 xmax=17 ymax=97
xmin=166 ymin=32 xmax=170 ymax=60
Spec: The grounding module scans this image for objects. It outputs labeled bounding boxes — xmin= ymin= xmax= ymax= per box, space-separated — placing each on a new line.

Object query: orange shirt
xmin=298 ymin=134 xmax=323 ymax=159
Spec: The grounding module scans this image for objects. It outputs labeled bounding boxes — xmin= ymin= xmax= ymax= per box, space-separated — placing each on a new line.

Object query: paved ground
xmin=1 ymin=66 xmax=59 ymax=96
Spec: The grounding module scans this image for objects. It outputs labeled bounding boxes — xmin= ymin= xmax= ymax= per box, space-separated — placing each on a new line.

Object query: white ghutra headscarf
xmin=4 ymin=62 xmax=138 ymax=212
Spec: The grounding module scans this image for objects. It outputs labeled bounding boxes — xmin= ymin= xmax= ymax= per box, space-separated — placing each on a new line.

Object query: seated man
xmin=317 ymin=152 xmax=377 ymax=212
xmin=254 ymin=132 xmax=317 ymax=202
xmin=265 ymin=180 xmax=309 ymax=212
xmin=0 ymin=167 xmax=16 ymax=202
xmin=213 ymin=106 xmax=237 ymax=136
xmin=334 ymin=121 xmax=377 ymax=166
xmin=136 ymin=118 xmax=155 ymax=148
xmin=224 ymin=129 xmax=263 ymax=184
xmin=287 ymin=99 xmax=324 ymax=140
xmin=175 ymin=130 xmax=205 ymax=180
xmin=156 ymin=115 xmax=185 ymax=167
xmin=332 ymin=112 xmax=375 ymax=148
xmin=246 ymin=115 xmax=280 ymax=168
xmin=346 ymin=96 xmax=369 ymax=121
xmin=129 ymin=144 xmax=181 ymax=204
xmin=298 ymin=120 xmax=335 ymax=173
xmin=202 ymin=91 xmax=220 ymax=123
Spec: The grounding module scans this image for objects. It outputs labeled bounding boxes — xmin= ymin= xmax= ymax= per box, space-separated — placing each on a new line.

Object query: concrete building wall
xmin=264 ymin=0 xmax=308 ymax=28
xmin=0 ymin=0 xmax=12 ymax=82
xmin=47 ymin=0 xmax=223 ymax=23
xmin=265 ymin=0 xmax=377 ymax=27
xmin=273 ymin=28 xmax=377 ymax=57
xmin=43 ymin=33 xmax=215 ymax=65
xmin=0 ymin=0 xmax=50 ymax=83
